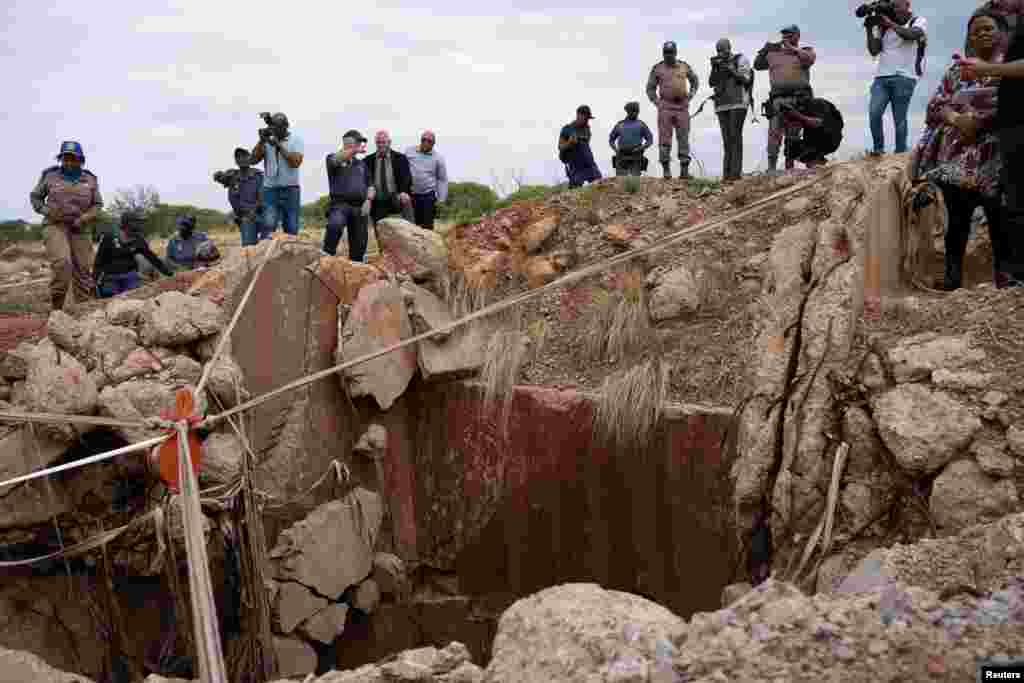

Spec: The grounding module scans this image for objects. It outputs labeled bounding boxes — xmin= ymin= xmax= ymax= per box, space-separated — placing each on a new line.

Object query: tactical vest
xmin=39 ymin=167 xmax=100 ymax=223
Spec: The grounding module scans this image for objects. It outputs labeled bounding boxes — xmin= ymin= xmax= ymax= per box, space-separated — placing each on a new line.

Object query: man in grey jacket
xmin=405 ymin=130 xmax=448 ymax=230
xmin=709 ymin=38 xmax=754 ymax=181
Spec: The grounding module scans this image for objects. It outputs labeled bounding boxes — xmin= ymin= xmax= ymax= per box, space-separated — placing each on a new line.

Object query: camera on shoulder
xmin=258 ymin=112 xmax=277 ymax=144
xmin=855 ymin=0 xmax=898 ymax=27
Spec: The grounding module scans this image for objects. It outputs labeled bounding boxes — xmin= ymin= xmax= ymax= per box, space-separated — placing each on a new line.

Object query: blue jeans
xmin=263 ymin=186 xmax=301 ymax=236
xmin=869 ymin=75 xmax=917 ymax=154
xmin=238 ymin=217 xmax=268 ymax=247
xmin=98 ymin=271 xmax=140 ymax=298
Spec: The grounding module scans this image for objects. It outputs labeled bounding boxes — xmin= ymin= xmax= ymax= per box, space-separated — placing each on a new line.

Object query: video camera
xmin=258 ymin=112 xmax=279 ymax=144
xmin=855 ymin=0 xmax=898 ymax=27
xmin=213 ymin=169 xmax=239 ymax=188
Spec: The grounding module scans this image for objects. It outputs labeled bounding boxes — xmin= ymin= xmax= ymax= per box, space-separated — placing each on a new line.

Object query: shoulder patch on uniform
xmin=82 ymin=169 xmax=97 ymax=178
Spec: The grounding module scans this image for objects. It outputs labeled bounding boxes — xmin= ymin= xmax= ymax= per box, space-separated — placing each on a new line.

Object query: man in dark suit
xmin=364 ymin=130 xmax=415 ymax=223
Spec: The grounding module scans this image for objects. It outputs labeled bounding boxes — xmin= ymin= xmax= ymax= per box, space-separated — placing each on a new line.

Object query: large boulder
xmin=929 ymin=459 xmax=1018 ymax=532
xmin=105 ymin=298 xmax=146 ymax=327
xmin=885 ymin=333 xmax=986 ymax=383
xmin=139 ymin=291 xmax=223 ymax=347
xmin=871 ymin=384 xmax=980 ymax=475
xmin=300 ymin=603 xmax=349 ymax=645
xmin=97 ymin=380 xmax=199 ymax=444
xmin=24 ymin=339 xmax=98 ymax=442
xmin=376 ymin=217 xmax=449 ymax=286
xmin=486 ymin=584 xmax=686 ymax=683
xmin=338 ymin=281 xmax=417 ymax=410
xmin=199 ymin=431 xmax=242 ymax=487
xmin=648 ymin=262 xmax=711 ymax=321
xmin=201 ymin=354 xmax=249 ymax=409
xmin=269 ymin=487 xmax=384 ymax=600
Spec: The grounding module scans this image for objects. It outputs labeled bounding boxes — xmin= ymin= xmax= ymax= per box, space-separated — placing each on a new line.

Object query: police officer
xmin=646 ymin=41 xmax=700 ymax=179
xmin=29 ymin=141 xmax=103 ymax=310
xmin=609 ymin=102 xmax=654 ymax=176
xmin=558 ymin=106 xmax=602 ymax=188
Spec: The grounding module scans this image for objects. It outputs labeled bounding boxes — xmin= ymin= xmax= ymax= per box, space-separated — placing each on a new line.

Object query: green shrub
xmin=438 ymin=182 xmax=499 ymax=224
xmin=495 ymin=184 xmax=562 ymax=208
xmin=0 ymin=220 xmax=43 ymax=241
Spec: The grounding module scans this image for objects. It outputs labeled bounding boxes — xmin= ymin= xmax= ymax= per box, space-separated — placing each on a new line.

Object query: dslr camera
xmin=855 ymin=0 xmax=898 ymax=27
xmin=258 ymin=112 xmax=278 ymax=144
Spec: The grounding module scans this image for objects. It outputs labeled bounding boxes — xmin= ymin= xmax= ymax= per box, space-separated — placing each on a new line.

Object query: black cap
xmin=342 ymin=129 xmax=367 ymax=143
xmin=663 ymin=41 xmax=677 ymax=51
xmin=781 ymin=24 xmax=800 ymax=34
xmin=234 ymin=147 xmax=250 ymax=157
xmin=576 ymin=105 xmax=594 ymax=119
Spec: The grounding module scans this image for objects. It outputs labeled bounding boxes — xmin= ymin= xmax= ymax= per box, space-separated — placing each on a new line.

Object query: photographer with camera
xmin=709 ymin=38 xmax=754 ymax=182
xmin=213 ymin=147 xmax=265 ymax=246
xmin=863 ymin=0 xmax=927 ymax=156
xmin=323 ymin=130 xmax=374 ymax=262
xmin=249 ymin=111 xmax=304 ymax=237
xmin=609 ymin=102 xmax=653 ymax=177
xmin=754 ymin=25 xmax=816 ymax=173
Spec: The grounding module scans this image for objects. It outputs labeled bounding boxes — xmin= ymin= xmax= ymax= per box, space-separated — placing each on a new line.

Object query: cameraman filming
xmin=249 ymin=112 xmax=304 ymax=237
xmin=213 ymin=147 xmax=265 ymax=246
xmin=865 ymin=0 xmax=927 ymax=156
xmin=755 ymin=25 xmax=816 ymax=173
xmin=709 ymin=38 xmax=754 ymax=181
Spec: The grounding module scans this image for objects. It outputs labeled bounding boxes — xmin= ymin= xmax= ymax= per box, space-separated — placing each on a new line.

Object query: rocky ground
xmin=1 ymin=155 xmax=1022 ymax=682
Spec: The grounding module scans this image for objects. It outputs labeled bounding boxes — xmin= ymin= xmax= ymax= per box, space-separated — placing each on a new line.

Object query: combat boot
xmin=766 ymin=155 xmax=779 ymax=176
xmin=679 ymin=163 xmax=690 ymax=180
xmin=661 ymin=162 xmax=671 ymax=179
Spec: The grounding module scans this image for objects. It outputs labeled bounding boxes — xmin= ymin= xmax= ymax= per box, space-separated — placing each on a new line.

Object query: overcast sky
xmin=1 ymin=1 xmax=978 ymax=221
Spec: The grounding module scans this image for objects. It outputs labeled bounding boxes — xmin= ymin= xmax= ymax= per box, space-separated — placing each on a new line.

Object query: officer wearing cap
xmin=646 ymin=41 xmax=700 ymax=179
xmin=558 ymin=105 xmax=602 ymax=188
xmin=29 ymin=141 xmax=103 ymax=310
xmin=250 ymin=111 xmax=305 ymax=236
xmin=324 ymin=130 xmax=374 ymax=261
xmin=213 ymin=147 xmax=266 ymax=246
xmin=609 ymin=102 xmax=654 ymax=176
xmin=754 ymin=25 xmax=817 ymax=172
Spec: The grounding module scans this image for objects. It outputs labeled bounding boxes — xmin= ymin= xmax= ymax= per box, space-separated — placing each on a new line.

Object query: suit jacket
xmin=364 ymin=149 xmax=413 ymax=197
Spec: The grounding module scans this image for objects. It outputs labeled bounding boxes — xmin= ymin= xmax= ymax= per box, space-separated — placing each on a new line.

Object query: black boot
xmin=679 ymin=163 xmax=690 ymax=180
xmin=936 ymin=258 xmax=963 ymax=291
xmin=661 ymin=162 xmax=671 ymax=179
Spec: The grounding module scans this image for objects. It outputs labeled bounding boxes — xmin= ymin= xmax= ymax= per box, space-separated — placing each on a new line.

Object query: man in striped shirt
xmin=404 ymin=130 xmax=449 ymax=230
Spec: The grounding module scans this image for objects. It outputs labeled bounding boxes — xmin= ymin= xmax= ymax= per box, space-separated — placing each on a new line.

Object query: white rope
xmin=177 ymin=420 xmax=228 ymax=683
xmin=0 ymin=410 xmax=152 ymax=430
xmin=202 ymin=167 xmax=836 ymax=430
xmin=0 ymin=433 xmax=169 ymax=490
xmin=195 ymin=239 xmax=280 ymax=398
xmin=0 ymin=277 xmax=49 ymax=291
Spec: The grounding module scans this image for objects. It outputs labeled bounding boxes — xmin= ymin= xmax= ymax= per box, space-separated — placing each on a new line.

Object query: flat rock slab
xmin=301 ymin=603 xmax=350 ymax=644
xmin=25 ymin=339 xmax=97 ymax=442
xmin=273 ymin=636 xmax=317 ymax=679
xmin=886 ymin=333 xmax=987 ymax=383
xmin=311 ymin=256 xmax=383 ymax=306
xmin=402 ymin=283 xmax=489 ymax=382
xmin=930 ymin=459 xmax=1019 ymax=532
xmin=339 ymin=281 xmax=417 ymax=410
xmin=270 ymin=487 xmax=384 ymax=600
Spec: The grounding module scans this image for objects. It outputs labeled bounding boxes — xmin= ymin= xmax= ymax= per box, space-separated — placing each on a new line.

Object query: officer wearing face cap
xmin=29 ymin=141 xmax=103 ymax=309
xmin=646 ymin=41 xmax=700 ymax=179
xmin=609 ymin=102 xmax=654 ymax=176
xmin=323 ymin=130 xmax=375 ymax=262
xmin=558 ymin=105 xmax=603 ymax=188
xmin=213 ymin=147 xmax=266 ymax=245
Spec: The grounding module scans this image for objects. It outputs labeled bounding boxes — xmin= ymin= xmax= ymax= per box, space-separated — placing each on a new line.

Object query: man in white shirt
xmin=250 ymin=112 xmax=305 ymax=236
xmin=404 ymin=130 xmax=448 ymax=231
xmin=865 ymin=0 xmax=927 ymax=155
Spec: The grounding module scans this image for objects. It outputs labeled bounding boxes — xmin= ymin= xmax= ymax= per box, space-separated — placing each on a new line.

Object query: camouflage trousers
xmin=44 ymin=223 xmax=95 ymax=310
xmin=767 ymin=94 xmax=806 ymax=162
xmin=657 ymin=103 xmax=691 ymax=164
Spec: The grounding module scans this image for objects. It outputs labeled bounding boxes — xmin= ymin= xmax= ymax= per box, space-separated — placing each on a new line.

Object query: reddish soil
xmin=0 ymin=315 xmax=47 ymax=352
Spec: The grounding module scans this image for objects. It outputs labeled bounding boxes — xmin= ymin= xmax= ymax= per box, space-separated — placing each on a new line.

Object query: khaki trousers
xmin=44 ymin=223 xmax=95 ymax=309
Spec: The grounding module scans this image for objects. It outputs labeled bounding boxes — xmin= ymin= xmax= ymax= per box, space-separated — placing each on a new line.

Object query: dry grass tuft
xmin=586 ymin=268 xmax=650 ymax=361
xmin=593 ymin=356 xmax=670 ymax=452
xmin=479 ymin=309 xmax=529 ymax=437
xmin=446 ymin=270 xmax=490 ymax=317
